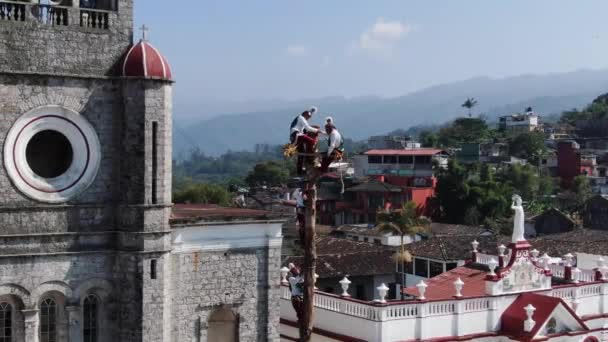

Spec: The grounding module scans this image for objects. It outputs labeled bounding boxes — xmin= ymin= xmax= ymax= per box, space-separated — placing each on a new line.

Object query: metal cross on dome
xmin=140 ymin=24 xmax=149 ymax=41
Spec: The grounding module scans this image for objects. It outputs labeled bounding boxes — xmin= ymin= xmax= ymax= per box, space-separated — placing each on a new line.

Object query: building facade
xmin=0 ymin=1 xmax=282 ymax=341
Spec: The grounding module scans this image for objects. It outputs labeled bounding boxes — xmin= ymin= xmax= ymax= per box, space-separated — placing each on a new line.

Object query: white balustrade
xmin=548 ymin=264 xmax=564 ymax=278
xmin=476 ymin=253 xmax=494 ymax=265
xmin=463 ymin=298 xmax=491 ymax=312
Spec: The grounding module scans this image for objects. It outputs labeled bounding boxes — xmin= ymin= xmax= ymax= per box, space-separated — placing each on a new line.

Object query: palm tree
xmin=462 ymin=97 xmax=478 ymax=118
xmin=377 ymin=201 xmax=431 ymax=299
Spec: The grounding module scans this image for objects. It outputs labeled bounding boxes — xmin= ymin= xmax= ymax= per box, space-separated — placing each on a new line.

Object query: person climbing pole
xmin=292 ymin=188 xmax=306 ymax=243
xmin=320 ymin=116 xmax=344 ymax=173
xmin=287 ymin=263 xmax=305 ymax=322
xmin=289 ymin=107 xmax=322 ymax=175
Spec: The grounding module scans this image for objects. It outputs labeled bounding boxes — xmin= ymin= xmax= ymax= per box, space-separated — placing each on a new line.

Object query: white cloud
xmin=286 ymin=45 xmax=309 ymax=57
xmin=357 ymin=18 xmax=412 ymax=52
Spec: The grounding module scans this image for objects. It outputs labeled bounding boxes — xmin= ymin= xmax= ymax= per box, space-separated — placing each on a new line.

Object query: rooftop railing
xmin=0 ymin=0 xmax=113 ymax=29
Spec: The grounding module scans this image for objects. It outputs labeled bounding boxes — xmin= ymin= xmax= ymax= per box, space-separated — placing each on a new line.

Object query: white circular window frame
xmin=4 ymin=105 xmax=101 ymax=203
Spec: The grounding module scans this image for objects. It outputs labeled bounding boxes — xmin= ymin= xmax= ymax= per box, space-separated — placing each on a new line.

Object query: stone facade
xmin=0 ymin=0 xmax=283 ymax=341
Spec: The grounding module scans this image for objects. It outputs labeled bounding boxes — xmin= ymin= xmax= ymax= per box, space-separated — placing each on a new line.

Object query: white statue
xmin=511 ymin=194 xmax=525 ymax=243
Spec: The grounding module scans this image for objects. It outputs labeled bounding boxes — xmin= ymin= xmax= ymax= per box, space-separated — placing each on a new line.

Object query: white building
xmin=499 ymin=110 xmax=541 ymax=133
xmin=280 ymin=209 xmax=608 ymax=341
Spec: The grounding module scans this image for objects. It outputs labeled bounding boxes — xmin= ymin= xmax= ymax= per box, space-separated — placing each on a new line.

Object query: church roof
xmin=122 ymin=39 xmax=172 ymax=80
xmin=402 ymin=264 xmax=489 ymax=299
xmin=500 ymin=293 xmax=588 ymax=341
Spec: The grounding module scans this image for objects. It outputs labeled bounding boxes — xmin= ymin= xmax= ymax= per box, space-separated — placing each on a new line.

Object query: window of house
xmin=446 ymin=262 xmax=458 ymax=271
xmin=40 ymin=298 xmax=57 ymax=342
xmin=387 ymin=283 xmax=397 ymax=300
xmin=324 ymin=287 xmax=334 ymax=294
xmin=0 ymin=302 xmax=11 ymax=342
xmin=398 ymin=156 xmax=414 ymax=164
xmin=415 ymin=156 xmax=431 ymax=165
xmin=374 ymin=239 xmax=381 ymax=245
xmin=368 ymin=195 xmax=384 ymax=209
xmin=355 ymin=285 xmax=365 ymax=299
xmin=83 ymin=294 xmax=99 ymax=342
xmin=414 ymin=258 xmax=428 ymax=277
xmin=383 ymin=155 xmax=397 ymax=164
xmin=404 ymin=260 xmax=413 ymax=274
xmin=368 ymin=156 xmax=382 ymax=164
xmin=429 ymin=261 xmax=444 ymax=277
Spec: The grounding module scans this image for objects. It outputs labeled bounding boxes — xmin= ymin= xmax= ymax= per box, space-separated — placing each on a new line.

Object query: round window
xmin=4 ymin=105 xmax=101 ymax=203
xmin=26 ymin=130 xmax=74 ymax=179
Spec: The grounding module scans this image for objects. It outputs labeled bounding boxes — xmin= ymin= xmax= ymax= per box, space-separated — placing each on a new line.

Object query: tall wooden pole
xmin=299 ymin=159 xmax=320 ymax=341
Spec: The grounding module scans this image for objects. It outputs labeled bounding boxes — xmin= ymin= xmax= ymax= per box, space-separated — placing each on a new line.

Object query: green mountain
xmin=174 ymin=69 xmax=608 ymax=156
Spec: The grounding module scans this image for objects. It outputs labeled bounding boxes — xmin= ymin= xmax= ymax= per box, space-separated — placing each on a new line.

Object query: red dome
xmin=122 ymin=40 xmax=172 ymax=80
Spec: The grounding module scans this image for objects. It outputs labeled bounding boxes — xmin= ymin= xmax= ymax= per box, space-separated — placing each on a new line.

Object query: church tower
xmin=0 ymin=0 xmax=173 ymax=341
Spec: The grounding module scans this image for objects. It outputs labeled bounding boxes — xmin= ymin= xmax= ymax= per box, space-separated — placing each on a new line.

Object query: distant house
xmin=404 ymin=234 xmax=507 ymax=287
xmin=283 ymin=236 xmax=397 ymax=301
xmin=333 ymin=224 xmax=422 ymax=246
xmin=534 ymin=208 xmax=575 ymax=235
xmin=584 ymin=195 xmax=608 ymax=231
xmin=498 ymin=110 xmax=540 ymax=133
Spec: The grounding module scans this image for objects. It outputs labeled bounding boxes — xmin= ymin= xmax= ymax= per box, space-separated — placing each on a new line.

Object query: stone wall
xmin=0 ymin=0 xmax=133 ymax=77
xmin=170 ymin=246 xmax=282 ymax=342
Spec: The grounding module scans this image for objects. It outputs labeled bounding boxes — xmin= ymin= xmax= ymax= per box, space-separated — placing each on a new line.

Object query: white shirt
xmin=327 ymin=129 xmax=343 ymax=156
xmin=290 ymin=115 xmax=319 ymax=136
xmin=289 ymin=276 xmax=304 ymax=296
xmin=292 ymin=188 xmax=305 ymax=208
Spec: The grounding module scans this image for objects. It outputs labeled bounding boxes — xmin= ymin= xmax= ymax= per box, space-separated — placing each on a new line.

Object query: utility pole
xmin=299 ymin=156 xmax=320 ymax=341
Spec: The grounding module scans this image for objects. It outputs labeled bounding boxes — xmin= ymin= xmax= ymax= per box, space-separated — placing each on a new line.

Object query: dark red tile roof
xmin=500 ymin=293 xmax=588 ymax=341
xmin=528 ymin=229 xmax=608 ymax=257
xmin=365 ymin=149 xmax=446 ymax=156
xmin=403 ymin=264 xmax=488 ymax=300
xmin=283 ymin=236 xmax=395 ymax=278
xmin=170 ymin=204 xmax=280 ymax=223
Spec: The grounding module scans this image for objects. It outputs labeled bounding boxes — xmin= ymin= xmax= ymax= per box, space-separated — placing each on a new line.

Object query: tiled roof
xmin=500 ymin=293 xmax=587 ymax=341
xmin=347 ymin=180 xmax=403 ymax=193
xmin=430 ymin=223 xmax=493 ymax=237
xmin=365 ymin=149 xmax=446 ymax=156
xmin=407 ymin=235 xmax=508 ymax=261
xmin=403 ymin=264 xmax=488 ymax=299
xmin=170 ymin=204 xmax=281 ymax=223
xmin=528 ymin=229 xmax=608 ymax=257
xmin=283 ymin=236 xmax=394 ymax=278
xmin=334 ymin=225 xmax=385 ymax=237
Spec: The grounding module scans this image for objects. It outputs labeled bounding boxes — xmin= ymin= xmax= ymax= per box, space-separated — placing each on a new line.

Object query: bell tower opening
xmin=25 ymin=130 xmax=73 ymax=179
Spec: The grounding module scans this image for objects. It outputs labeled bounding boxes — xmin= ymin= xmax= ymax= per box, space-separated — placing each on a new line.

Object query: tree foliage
xmin=437 ymin=117 xmax=490 ymax=146
xmin=245 ymin=160 xmax=291 ymax=187
xmin=508 ymin=132 xmax=546 ymax=162
xmin=559 ymin=93 xmax=608 ymax=137
xmin=173 ymin=180 xmax=231 ymax=205
xmin=435 ymin=161 xmax=555 ymax=225
xmin=461 ymin=97 xmax=478 ymax=117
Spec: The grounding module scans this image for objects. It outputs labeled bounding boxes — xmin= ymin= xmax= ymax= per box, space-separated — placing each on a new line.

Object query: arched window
xmin=0 ymin=302 xmax=12 ymax=342
xmin=83 ymin=294 xmax=99 ymax=342
xmin=40 ymin=298 xmax=57 ymax=342
xmin=208 ymin=307 xmax=237 ymax=342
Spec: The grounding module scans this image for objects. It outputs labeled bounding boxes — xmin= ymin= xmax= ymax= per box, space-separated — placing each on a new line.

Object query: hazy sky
xmin=134 ymin=0 xmax=608 ymax=107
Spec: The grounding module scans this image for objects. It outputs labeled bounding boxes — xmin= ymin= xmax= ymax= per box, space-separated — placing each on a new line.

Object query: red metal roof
xmin=122 ymin=40 xmax=172 ymax=80
xmin=365 ymin=149 xmax=445 ymax=156
xmin=402 ymin=265 xmax=487 ymax=300
xmin=500 ymin=293 xmax=588 ymax=341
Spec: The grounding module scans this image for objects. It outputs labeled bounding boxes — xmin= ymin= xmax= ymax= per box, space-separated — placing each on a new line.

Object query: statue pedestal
xmin=505 ymin=241 xmax=532 ymax=268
